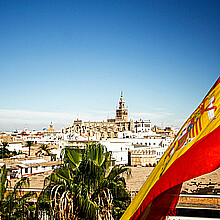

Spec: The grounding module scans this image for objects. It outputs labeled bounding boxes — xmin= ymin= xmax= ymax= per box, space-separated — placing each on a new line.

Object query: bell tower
xmin=115 ymin=92 xmax=128 ymax=122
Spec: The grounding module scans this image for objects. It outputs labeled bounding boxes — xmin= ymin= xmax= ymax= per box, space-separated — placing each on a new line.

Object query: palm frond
xmin=0 ymin=165 xmax=9 ymax=201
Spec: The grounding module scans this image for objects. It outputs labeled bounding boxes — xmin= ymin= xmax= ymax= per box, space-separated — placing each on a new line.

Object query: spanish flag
xmin=121 ymin=77 xmax=220 ymax=220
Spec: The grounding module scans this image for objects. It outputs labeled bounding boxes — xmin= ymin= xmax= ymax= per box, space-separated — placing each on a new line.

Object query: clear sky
xmin=0 ymin=0 xmax=219 ymax=131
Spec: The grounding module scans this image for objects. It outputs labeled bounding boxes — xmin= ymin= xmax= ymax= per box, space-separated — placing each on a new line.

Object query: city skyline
xmin=0 ymin=92 xmax=178 ymax=131
xmin=0 ymin=0 xmax=219 ymax=131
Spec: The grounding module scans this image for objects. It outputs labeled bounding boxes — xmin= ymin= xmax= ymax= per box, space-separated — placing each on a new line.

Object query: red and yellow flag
xmin=121 ymin=77 xmax=220 ymax=220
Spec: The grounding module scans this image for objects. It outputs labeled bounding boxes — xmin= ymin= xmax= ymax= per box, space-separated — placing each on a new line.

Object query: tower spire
xmin=115 ymin=92 xmax=128 ymax=122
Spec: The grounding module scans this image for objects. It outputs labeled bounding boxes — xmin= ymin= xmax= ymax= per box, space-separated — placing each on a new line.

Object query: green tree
xmin=1 ymin=142 xmax=8 ymax=159
xmin=0 ymin=165 xmax=36 ymax=219
xmin=36 ymin=144 xmax=52 ymax=156
xmin=0 ymin=165 xmax=9 ymax=203
xmin=38 ymin=143 xmax=131 ymax=220
xmin=0 ymin=142 xmax=16 ymax=159
xmin=1 ymin=142 xmax=8 ymax=158
xmin=25 ymin=141 xmax=34 ymax=156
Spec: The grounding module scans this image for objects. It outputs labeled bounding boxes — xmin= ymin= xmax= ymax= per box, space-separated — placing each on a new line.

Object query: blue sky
xmin=0 ymin=0 xmax=219 ymax=131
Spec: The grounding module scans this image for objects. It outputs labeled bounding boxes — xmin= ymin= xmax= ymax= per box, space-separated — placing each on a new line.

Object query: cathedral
xmin=63 ymin=93 xmax=134 ymax=139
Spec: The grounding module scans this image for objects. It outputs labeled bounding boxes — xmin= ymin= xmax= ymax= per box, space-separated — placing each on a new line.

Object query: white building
xmin=7 ymin=142 xmax=23 ymax=153
xmin=100 ymin=131 xmax=173 ymax=165
xmin=100 ymin=139 xmax=132 ymax=165
xmin=134 ymin=119 xmax=151 ymax=133
xmin=100 ymin=130 xmax=172 ymax=165
xmin=7 ymin=158 xmax=61 ymax=179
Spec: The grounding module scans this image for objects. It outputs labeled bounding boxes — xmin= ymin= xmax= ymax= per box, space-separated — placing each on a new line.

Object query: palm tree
xmin=25 ymin=141 xmax=34 ymax=156
xmin=36 ymin=144 xmax=52 ymax=156
xmin=0 ymin=165 xmax=36 ymax=219
xmin=0 ymin=165 xmax=9 ymax=219
xmin=0 ymin=142 xmax=18 ymax=159
xmin=38 ymin=143 xmax=131 ymax=220
xmin=0 ymin=165 xmax=9 ymax=202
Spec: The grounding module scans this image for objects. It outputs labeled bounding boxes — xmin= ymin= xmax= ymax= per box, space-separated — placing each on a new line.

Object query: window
xmin=25 ymin=168 xmax=28 ymax=173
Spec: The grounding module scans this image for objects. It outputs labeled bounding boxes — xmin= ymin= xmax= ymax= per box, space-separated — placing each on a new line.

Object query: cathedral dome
xmin=47 ymin=122 xmax=56 ymax=132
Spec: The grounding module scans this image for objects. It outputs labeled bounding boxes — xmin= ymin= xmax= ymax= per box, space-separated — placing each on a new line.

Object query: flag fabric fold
xmin=121 ymin=77 xmax=220 ymax=220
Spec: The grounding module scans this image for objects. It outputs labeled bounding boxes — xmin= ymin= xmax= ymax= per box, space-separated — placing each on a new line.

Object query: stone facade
xmin=152 ymin=125 xmax=176 ymax=138
xmin=134 ymin=119 xmax=151 ymax=133
xmin=130 ymin=149 xmax=157 ymax=167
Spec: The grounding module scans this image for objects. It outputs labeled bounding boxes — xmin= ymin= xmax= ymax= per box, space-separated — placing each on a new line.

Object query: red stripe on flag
xmin=140 ymin=184 xmax=182 ymax=220
xmin=195 ymin=121 xmax=199 ymax=136
xmin=130 ymin=125 xmax=220 ymax=220
xmin=191 ymin=125 xmax=195 ymax=138
xmin=199 ymin=118 xmax=202 ymax=132
xmin=188 ymin=126 xmax=192 ymax=138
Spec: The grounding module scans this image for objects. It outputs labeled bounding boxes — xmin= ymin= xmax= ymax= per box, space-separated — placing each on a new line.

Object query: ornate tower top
xmin=115 ymin=92 xmax=128 ymax=122
xmin=119 ymin=92 xmax=125 ymax=109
